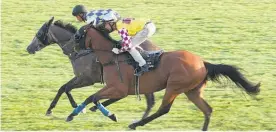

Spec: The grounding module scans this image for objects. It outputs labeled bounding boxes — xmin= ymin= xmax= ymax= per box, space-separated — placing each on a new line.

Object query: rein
xmin=48 ymin=28 xmax=79 ymax=59
xmin=86 ymin=29 xmax=130 ymax=67
xmin=88 ymin=42 xmax=127 ymax=83
xmin=86 ymin=29 xmax=129 ymax=83
xmin=88 ymin=39 xmax=131 ymax=68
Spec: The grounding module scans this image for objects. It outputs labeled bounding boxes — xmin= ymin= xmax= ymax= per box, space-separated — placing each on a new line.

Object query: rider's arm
xmin=117 ymin=28 xmax=132 ymax=53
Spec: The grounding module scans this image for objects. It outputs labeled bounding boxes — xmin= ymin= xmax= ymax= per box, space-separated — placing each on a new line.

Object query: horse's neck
xmin=60 ymin=39 xmax=77 ymax=56
xmin=50 ymin=25 xmax=75 ymax=56
xmin=87 ymin=28 xmax=115 ymax=64
xmin=86 ymin=28 xmax=110 ymax=49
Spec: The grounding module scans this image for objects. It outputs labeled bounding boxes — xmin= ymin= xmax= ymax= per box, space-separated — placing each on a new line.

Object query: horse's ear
xmin=47 ymin=16 xmax=55 ymax=26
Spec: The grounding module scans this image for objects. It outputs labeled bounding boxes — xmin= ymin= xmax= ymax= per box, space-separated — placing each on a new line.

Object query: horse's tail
xmin=204 ymin=61 xmax=260 ymax=94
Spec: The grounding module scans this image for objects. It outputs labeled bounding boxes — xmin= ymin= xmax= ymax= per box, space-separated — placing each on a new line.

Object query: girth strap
xmin=115 ymin=55 xmax=123 ymax=83
xmin=95 ymin=58 xmax=104 ymax=84
xmin=101 ymin=55 xmax=141 ymax=100
xmin=100 ymin=64 xmax=104 ymax=84
xmin=135 ymin=75 xmax=141 ymax=101
xmin=101 ymin=56 xmax=124 ymax=83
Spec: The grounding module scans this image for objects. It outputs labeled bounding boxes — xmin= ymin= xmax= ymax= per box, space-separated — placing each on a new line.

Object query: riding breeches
xmin=128 ymin=22 xmax=156 ymax=66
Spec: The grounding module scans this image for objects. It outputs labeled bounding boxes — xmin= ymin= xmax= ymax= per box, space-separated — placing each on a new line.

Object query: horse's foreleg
xmin=89 ymin=92 xmax=155 ymax=115
xmin=141 ymin=93 xmax=155 ymax=119
xmin=46 ymin=82 xmax=67 ymax=116
xmin=46 ymin=76 xmax=94 ymax=116
xmin=131 ymin=93 xmax=156 ymax=124
xmin=66 ymin=85 xmax=127 ymax=122
xmin=66 ymin=93 xmax=100 ymax=122
xmin=89 ymin=98 xmax=122 ymax=112
xmin=89 ymin=93 xmax=155 ymax=121
xmin=64 ymin=76 xmax=94 ymax=108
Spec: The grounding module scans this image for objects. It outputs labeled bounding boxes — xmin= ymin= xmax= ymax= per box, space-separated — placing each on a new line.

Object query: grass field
xmin=1 ymin=0 xmax=276 ymax=130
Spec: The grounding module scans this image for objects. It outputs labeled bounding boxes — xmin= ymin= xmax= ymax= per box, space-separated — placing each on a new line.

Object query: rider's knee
xmin=145 ymin=22 xmax=156 ymax=37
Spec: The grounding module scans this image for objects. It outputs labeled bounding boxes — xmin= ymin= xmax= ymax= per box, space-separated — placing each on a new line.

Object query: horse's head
xmin=27 ymin=17 xmax=77 ymax=55
xmin=27 ymin=17 xmax=55 ymax=54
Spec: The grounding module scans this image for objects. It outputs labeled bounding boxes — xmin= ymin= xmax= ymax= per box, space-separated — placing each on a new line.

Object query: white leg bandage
xmin=129 ymin=48 xmax=146 ymax=66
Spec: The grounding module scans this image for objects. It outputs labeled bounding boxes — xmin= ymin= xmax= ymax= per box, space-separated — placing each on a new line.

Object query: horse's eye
xmin=37 ymin=32 xmax=43 ymax=37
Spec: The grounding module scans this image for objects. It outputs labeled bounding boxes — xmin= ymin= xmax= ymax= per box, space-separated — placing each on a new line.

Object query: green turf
xmin=1 ymin=0 xmax=276 ymax=130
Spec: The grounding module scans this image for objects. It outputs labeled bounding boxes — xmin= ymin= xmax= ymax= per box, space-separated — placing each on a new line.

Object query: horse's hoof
xmin=89 ymin=106 xmax=97 ymax=112
xmin=132 ymin=120 xmax=139 ymax=124
xmin=45 ymin=111 xmax=52 ymax=116
xmin=108 ymin=114 xmax=117 ymax=122
xmin=66 ymin=115 xmax=74 ymax=122
xmin=81 ymin=108 xmax=86 ymax=114
xmin=128 ymin=123 xmax=136 ymax=130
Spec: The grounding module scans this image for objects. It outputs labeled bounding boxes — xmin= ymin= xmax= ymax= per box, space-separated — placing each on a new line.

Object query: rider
xmin=94 ymin=12 xmax=156 ymax=76
xmin=72 ymin=5 xmax=119 ymax=25
xmin=72 ymin=5 xmax=156 ymax=76
xmin=72 ymin=5 xmax=120 ymax=47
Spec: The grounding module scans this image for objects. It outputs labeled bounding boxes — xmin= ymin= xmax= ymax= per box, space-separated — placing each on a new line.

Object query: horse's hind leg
xmin=185 ymin=83 xmax=213 ymax=131
xmin=129 ymin=90 xmax=178 ymax=130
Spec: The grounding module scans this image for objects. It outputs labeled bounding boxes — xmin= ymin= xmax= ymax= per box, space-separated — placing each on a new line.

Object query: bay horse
xmin=26 ymin=17 xmax=160 ymax=120
xmin=65 ymin=23 xmax=260 ymax=131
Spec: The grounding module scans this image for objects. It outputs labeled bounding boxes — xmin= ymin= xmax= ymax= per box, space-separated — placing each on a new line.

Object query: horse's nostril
xmin=26 ymin=46 xmax=31 ymax=51
xmin=26 ymin=45 xmax=35 ymax=54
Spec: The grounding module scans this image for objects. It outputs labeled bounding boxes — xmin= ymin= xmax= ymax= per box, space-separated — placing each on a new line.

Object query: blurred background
xmin=1 ymin=0 xmax=276 ymax=130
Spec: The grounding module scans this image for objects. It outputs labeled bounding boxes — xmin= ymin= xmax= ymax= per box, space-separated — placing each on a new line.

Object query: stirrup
xmin=134 ymin=70 xmax=144 ymax=76
xmin=134 ymin=64 xmax=149 ymax=76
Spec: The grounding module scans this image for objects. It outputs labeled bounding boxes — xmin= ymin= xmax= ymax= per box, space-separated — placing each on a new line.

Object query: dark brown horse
xmin=66 ymin=25 xmax=260 ymax=131
xmin=26 ymin=17 xmax=160 ymax=120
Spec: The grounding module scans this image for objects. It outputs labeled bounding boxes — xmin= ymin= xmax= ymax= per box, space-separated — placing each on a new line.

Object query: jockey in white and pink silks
xmin=72 ymin=5 xmax=156 ymax=76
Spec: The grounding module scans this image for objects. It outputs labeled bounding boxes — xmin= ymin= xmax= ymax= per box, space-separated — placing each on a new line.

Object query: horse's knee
xmin=206 ymin=107 xmax=213 ymax=117
xmin=116 ymin=87 xmax=128 ymax=98
xmin=145 ymin=93 xmax=155 ymax=108
xmin=147 ymin=101 xmax=155 ymax=109
xmin=84 ymin=95 xmax=100 ymax=105
xmin=159 ymin=109 xmax=170 ymax=115
xmin=159 ymin=104 xmax=172 ymax=115
xmin=203 ymin=100 xmax=213 ymax=117
xmin=58 ymin=84 xmax=66 ymax=93
xmin=120 ymin=91 xmax=128 ymax=98
xmin=64 ymin=86 xmax=72 ymax=93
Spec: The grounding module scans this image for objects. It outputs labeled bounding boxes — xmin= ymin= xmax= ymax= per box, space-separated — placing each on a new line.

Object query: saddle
xmin=126 ymin=50 xmax=164 ymax=75
xmin=126 ymin=49 xmax=164 ymax=100
xmin=74 ymin=25 xmax=88 ymax=50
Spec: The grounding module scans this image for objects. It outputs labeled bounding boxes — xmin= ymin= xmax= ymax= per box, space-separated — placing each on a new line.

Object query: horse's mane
xmin=53 ymin=20 xmax=77 ymax=33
